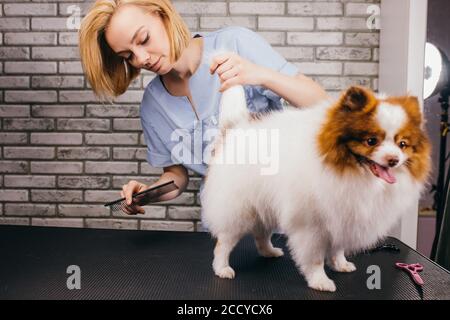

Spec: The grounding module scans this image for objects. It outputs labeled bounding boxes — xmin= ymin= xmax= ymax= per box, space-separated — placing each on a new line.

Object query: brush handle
xmin=133 ymin=182 xmax=178 ymax=205
xmin=104 ymin=180 xmax=178 ymax=207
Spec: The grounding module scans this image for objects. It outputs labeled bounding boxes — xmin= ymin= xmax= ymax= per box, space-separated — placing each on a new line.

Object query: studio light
xmin=424 ymin=42 xmax=450 ymax=267
xmin=424 ymin=43 xmax=449 ymax=99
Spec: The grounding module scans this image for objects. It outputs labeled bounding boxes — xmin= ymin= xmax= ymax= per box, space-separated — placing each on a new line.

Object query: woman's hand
xmin=120 ymin=180 xmax=148 ymax=215
xmin=210 ymin=53 xmax=329 ymax=108
xmin=209 ymin=52 xmax=268 ymax=92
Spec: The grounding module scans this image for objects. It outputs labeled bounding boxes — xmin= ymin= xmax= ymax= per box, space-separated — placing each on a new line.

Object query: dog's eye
xmin=366 ymin=137 xmax=378 ymax=146
xmin=399 ymin=141 xmax=408 ymax=149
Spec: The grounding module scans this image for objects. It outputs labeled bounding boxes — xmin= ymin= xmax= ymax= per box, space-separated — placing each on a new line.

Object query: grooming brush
xmin=104 ymin=180 xmax=179 ymax=213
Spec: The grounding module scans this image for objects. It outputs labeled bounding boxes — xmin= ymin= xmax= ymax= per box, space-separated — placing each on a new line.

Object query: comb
xmin=104 ymin=180 xmax=179 ymax=213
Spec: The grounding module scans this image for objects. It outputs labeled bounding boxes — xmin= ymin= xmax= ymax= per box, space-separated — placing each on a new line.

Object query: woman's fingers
xmin=220 ymin=75 xmax=242 ymax=92
xmin=219 ymin=65 xmax=240 ymax=83
xmin=211 ymin=54 xmax=241 ymax=88
xmin=120 ymin=202 xmax=133 ymax=215
xmin=136 ymin=206 xmax=145 ymax=214
xmin=119 ymin=190 xmax=134 ymax=215
xmin=116 ymin=180 xmax=150 ymax=215
xmin=122 ymin=203 xmax=145 ymax=215
xmin=215 ymin=59 xmax=234 ymax=78
xmin=211 ymin=53 xmax=263 ymax=89
xmin=209 ymin=53 xmax=233 ymax=74
xmin=124 ymin=181 xmax=137 ymax=205
xmin=119 ymin=182 xmax=145 ymax=215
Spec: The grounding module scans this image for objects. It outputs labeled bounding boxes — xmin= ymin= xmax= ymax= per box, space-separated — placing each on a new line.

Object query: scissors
xmin=395 ymin=262 xmax=424 ymax=286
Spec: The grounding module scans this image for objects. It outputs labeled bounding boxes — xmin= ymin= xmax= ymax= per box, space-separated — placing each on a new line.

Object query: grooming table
xmin=0 ymin=225 xmax=449 ymax=300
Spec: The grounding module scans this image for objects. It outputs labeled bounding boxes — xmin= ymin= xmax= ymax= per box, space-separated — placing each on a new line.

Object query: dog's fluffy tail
xmin=218 ymin=85 xmax=249 ymax=128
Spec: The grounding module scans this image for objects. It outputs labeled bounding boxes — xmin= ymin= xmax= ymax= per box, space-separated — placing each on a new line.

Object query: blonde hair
xmin=78 ymin=0 xmax=190 ymax=101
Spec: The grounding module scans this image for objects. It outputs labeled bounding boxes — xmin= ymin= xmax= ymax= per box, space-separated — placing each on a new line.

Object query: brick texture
xmin=0 ymin=0 xmax=380 ymax=231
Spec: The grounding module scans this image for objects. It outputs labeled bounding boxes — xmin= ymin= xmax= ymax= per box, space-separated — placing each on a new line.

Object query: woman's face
xmin=105 ymin=5 xmax=172 ymax=74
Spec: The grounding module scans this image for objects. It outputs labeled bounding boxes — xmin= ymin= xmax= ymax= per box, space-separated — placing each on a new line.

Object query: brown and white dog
xmin=201 ymin=85 xmax=431 ymax=292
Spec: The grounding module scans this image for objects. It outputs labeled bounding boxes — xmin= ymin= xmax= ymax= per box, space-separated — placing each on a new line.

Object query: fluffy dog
xmin=201 ymin=85 xmax=431 ymax=292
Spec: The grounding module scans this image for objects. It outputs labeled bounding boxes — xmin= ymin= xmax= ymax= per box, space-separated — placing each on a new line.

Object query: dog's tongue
xmin=369 ymin=162 xmax=396 ymax=184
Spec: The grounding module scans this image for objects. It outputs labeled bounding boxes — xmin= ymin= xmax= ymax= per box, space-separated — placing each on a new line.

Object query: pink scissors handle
xmin=395 ymin=262 xmax=424 ymax=286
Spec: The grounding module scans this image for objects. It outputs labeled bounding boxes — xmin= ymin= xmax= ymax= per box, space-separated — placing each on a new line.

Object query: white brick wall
xmin=0 ymin=0 xmax=380 ymax=231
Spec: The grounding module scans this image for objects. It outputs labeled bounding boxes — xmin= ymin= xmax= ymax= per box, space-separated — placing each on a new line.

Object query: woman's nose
xmin=134 ymin=49 xmax=150 ymax=68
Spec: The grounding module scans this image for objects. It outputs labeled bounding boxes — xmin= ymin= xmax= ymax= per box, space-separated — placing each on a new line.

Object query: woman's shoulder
xmin=140 ymin=77 xmax=162 ymax=121
xmin=143 ymin=75 xmax=159 ymax=91
xmin=211 ymin=26 xmax=254 ymax=36
xmin=142 ymin=75 xmax=165 ymax=103
xmin=206 ymin=26 xmax=257 ymax=44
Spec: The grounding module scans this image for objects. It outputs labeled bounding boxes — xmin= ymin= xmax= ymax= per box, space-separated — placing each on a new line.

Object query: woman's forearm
xmin=260 ymin=68 xmax=330 ymax=108
xmin=148 ymin=165 xmax=189 ymax=202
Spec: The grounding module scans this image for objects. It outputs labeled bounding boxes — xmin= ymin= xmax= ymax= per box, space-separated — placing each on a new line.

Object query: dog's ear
xmin=403 ymin=95 xmax=424 ymax=127
xmin=404 ymin=95 xmax=420 ymax=114
xmin=340 ymin=86 xmax=375 ymax=112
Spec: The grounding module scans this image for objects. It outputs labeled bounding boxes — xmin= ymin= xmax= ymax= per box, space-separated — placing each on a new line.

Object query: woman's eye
xmin=123 ymin=34 xmax=148 ymax=61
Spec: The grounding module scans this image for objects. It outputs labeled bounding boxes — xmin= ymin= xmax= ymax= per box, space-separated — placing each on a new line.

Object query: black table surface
xmin=0 ymin=225 xmax=449 ymax=300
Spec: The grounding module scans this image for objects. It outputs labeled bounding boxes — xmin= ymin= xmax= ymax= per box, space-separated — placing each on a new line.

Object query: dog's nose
xmin=386 ymin=156 xmax=399 ymax=167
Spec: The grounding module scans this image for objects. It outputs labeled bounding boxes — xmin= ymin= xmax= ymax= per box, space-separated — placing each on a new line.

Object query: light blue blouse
xmin=139 ymin=26 xmax=299 ymax=193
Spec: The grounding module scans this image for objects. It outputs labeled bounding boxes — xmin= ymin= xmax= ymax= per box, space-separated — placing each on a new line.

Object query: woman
xmin=78 ymin=0 xmax=328 ymax=215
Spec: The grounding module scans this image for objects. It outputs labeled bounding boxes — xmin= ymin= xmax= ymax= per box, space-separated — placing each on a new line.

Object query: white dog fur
xmin=201 ymin=85 xmax=428 ymax=292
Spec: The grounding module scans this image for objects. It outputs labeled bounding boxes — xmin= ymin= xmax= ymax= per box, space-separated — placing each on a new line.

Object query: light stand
xmin=430 ymin=86 xmax=449 ymax=260
xmin=424 ymin=42 xmax=450 ymax=261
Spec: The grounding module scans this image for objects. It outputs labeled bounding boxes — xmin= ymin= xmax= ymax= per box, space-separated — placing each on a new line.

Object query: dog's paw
xmin=259 ymin=247 xmax=284 ymax=258
xmin=337 ymin=261 xmax=356 ymax=273
xmin=308 ymin=277 xmax=336 ymax=292
xmin=331 ymin=261 xmax=356 ymax=273
xmin=215 ymin=266 xmax=235 ymax=279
